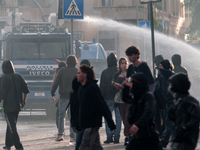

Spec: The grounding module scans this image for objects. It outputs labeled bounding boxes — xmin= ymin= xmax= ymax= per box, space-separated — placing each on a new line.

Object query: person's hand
xmin=130 ymin=124 xmax=139 ymax=135
xmin=125 ymin=78 xmax=133 ymax=88
xmin=114 ymin=83 xmax=123 ymax=90
xmin=52 ymin=96 xmax=56 ymax=100
xmin=54 ymin=59 xmax=60 ymax=63
xmin=182 ymin=126 xmax=186 ymax=129
xmin=22 ymin=101 xmax=26 ymax=108
xmin=76 ymin=129 xmax=80 ymax=133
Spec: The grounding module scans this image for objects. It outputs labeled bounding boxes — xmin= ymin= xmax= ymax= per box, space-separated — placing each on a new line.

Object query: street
xmin=0 ymin=111 xmax=200 ymax=150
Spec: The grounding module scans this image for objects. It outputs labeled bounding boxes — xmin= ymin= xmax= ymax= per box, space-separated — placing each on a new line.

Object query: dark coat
xmin=100 ymin=53 xmax=118 ymax=100
xmin=169 ymin=94 xmax=200 ymax=149
xmin=123 ymin=87 xmax=158 ymax=139
xmin=156 ymin=68 xmax=174 ymax=106
xmin=70 ymin=77 xmax=81 ymax=127
xmin=78 ymin=80 xmax=116 ymax=130
xmin=111 ymin=71 xmax=125 ymax=92
xmin=51 ymin=66 xmax=78 ymax=99
xmin=0 ymin=60 xmax=30 ymax=113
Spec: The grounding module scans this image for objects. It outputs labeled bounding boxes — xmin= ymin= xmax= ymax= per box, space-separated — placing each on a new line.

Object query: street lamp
xmin=140 ymin=0 xmax=161 ymax=78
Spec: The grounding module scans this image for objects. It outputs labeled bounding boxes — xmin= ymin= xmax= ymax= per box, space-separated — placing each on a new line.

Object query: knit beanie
xmin=169 ymin=73 xmax=190 ymax=94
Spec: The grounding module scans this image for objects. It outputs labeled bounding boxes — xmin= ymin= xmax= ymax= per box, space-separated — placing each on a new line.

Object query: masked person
xmin=168 ymin=73 xmax=200 ymax=150
xmin=122 ymin=72 xmax=161 ymax=150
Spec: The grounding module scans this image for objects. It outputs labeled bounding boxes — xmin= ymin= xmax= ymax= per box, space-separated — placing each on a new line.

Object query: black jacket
xmin=51 ymin=66 xmax=78 ymax=99
xmin=78 ymin=80 xmax=116 ymax=130
xmin=0 ymin=60 xmax=30 ymax=113
xmin=70 ymin=77 xmax=81 ymax=127
xmin=123 ymin=88 xmax=158 ymax=139
xmin=169 ymin=94 xmax=200 ymax=149
xmin=100 ymin=53 xmax=118 ymax=100
xmin=112 ymin=71 xmax=125 ymax=93
xmin=156 ymin=68 xmax=174 ymax=106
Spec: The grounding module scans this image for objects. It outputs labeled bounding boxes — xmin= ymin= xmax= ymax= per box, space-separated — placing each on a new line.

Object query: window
xmin=102 ymin=0 xmax=113 ymax=7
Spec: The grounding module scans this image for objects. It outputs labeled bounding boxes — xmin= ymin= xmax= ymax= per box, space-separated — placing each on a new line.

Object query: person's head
xmin=76 ymin=64 xmax=95 ymax=84
xmin=58 ymin=61 xmax=66 ymax=69
xmin=2 ymin=59 xmax=15 ymax=74
xmin=125 ymin=45 xmax=140 ymax=63
xmin=168 ymin=73 xmax=190 ymax=95
xmin=154 ymin=55 xmax=164 ymax=69
xmin=66 ymin=55 xmax=78 ymax=67
xmin=80 ymin=59 xmax=91 ymax=66
xmin=119 ymin=57 xmax=128 ymax=72
xmin=130 ymin=72 xmax=149 ymax=100
xmin=107 ymin=53 xmax=117 ymax=67
xmin=159 ymin=59 xmax=174 ymax=71
xmin=171 ymin=54 xmax=181 ymax=66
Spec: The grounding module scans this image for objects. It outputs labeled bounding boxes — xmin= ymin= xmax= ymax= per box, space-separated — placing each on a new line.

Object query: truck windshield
xmin=6 ymin=36 xmax=70 ymax=60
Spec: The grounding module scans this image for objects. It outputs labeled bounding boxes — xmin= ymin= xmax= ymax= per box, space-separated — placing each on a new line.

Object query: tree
xmin=185 ymin=0 xmax=200 ymax=40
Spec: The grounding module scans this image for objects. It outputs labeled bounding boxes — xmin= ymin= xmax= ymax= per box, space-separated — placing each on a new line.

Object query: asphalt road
xmin=0 ymin=111 xmax=200 ymax=150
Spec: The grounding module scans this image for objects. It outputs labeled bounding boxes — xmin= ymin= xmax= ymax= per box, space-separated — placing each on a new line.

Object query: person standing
xmin=100 ymin=53 xmax=122 ymax=144
xmin=0 ymin=59 xmax=30 ymax=150
xmin=122 ymin=73 xmax=161 ymax=150
xmin=157 ymin=59 xmax=175 ymax=148
xmin=171 ymin=54 xmax=187 ymax=75
xmin=112 ymin=57 xmax=132 ymax=145
xmin=168 ymin=73 xmax=200 ymax=150
xmin=51 ymin=55 xmax=77 ymax=141
xmin=125 ymin=45 xmax=155 ymax=93
xmin=76 ymin=65 xmax=116 ymax=150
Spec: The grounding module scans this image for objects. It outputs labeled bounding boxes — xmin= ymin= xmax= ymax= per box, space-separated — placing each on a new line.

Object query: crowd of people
xmin=0 ymin=45 xmax=200 ymax=150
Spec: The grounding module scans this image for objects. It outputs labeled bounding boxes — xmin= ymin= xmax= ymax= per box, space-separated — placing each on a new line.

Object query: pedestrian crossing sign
xmin=63 ymin=0 xmax=84 ymax=19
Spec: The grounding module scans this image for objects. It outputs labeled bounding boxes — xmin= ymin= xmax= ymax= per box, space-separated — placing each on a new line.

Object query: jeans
xmin=5 ymin=112 xmax=23 ymax=149
xmin=58 ymin=98 xmax=75 ymax=138
xmin=75 ymin=129 xmax=84 ymax=150
xmin=105 ymin=100 xmax=122 ymax=141
xmin=79 ymin=127 xmax=103 ymax=150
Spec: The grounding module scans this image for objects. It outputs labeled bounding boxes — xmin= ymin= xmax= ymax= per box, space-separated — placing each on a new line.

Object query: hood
xmin=107 ymin=53 xmax=117 ymax=67
xmin=2 ymin=59 xmax=15 ymax=74
xmin=172 ymin=54 xmax=181 ymax=66
xmin=159 ymin=68 xmax=174 ymax=79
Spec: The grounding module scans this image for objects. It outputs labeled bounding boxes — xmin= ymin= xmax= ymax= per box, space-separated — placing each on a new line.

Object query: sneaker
xmin=70 ymin=137 xmax=76 ymax=143
xmin=3 ymin=147 xmax=11 ymax=150
xmin=55 ymin=135 xmax=64 ymax=141
xmin=124 ymin=136 xmax=129 ymax=146
xmin=104 ymin=137 xmax=114 ymax=144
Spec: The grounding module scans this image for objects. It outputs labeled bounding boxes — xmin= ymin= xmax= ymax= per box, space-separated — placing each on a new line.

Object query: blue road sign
xmin=63 ymin=0 xmax=84 ymax=19
xmin=138 ymin=21 xmax=150 ymax=29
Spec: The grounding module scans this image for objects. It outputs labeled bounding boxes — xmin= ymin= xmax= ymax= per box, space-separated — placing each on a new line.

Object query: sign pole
xmin=71 ymin=19 xmax=73 ymax=55
xmin=149 ymin=2 xmax=156 ymax=77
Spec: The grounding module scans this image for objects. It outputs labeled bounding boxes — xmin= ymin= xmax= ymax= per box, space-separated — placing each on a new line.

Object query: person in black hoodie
xmin=76 ymin=64 xmax=116 ymax=150
xmin=157 ymin=59 xmax=175 ymax=148
xmin=100 ymin=53 xmax=122 ymax=144
xmin=0 ymin=59 xmax=30 ymax=150
xmin=171 ymin=54 xmax=187 ymax=75
xmin=122 ymin=72 xmax=161 ymax=150
xmin=70 ymin=59 xmax=90 ymax=150
xmin=168 ymin=73 xmax=200 ymax=150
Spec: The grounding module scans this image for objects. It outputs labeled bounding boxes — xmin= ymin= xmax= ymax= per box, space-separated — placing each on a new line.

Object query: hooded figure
xmin=168 ymin=73 xmax=200 ymax=150
xmin=171 ymin=54 xmax=187 ymax=75
xmin=0 ymin=59 xmax=29 ymax=150
xmin=122 ymin=73 xmax=161 ymax=150
xmin=100 ymin=53 xmax=122 ymax=144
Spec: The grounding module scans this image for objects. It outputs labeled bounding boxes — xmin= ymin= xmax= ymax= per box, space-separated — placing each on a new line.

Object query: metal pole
xmin=149 ymin=2 xmax=156 ymax=77
xmin=136 ymin=0 xmax=139 ymax=26
xmin=71 ymin=19 xmax=73 ymax=55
